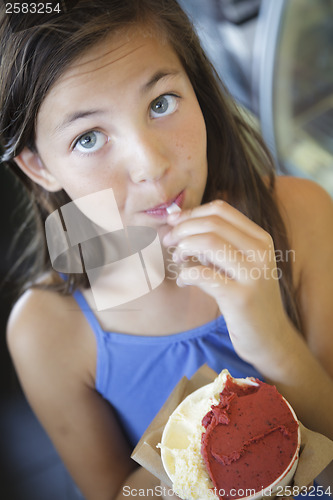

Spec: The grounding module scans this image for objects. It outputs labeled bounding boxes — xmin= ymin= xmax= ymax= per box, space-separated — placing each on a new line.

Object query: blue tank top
xmin=72 ymin=289 xmax=263 ymax=447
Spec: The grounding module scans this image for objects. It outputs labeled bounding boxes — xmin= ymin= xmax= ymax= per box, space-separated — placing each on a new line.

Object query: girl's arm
xmin=6 ymin=288 xmax=151 ymax=500
xmin=163 ymin=176 xmax=333 ymax=441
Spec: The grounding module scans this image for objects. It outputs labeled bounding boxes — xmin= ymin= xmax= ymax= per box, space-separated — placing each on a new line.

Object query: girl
xmin=1 ymin=1 xmax=332 ymax=499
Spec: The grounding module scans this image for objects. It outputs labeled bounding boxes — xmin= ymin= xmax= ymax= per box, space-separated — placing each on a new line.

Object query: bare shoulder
xmin=274 ymin=175 xmax=333 ymax=233
xmin=274 ymin=176 xmax=333 ymax=374
xmin=7 ymin=285 xmax=95 ymax=388
xmin=273 ymin=176 xmax=333 ymax=274
xmin=6 ymin=285 xmax=135 ymax=498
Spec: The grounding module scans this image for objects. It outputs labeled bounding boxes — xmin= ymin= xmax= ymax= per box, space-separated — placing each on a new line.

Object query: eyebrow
xmin=141 ymin=69 xmax=180 ymax=93
xmin=54 ymin=109 xmax=107 ymax=135
xmin=54 ymin=69 xmax=180 ymax=134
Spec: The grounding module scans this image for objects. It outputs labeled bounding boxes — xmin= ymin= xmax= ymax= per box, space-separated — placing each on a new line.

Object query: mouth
xmin=144 ymin=190 xmax=185 ymax=218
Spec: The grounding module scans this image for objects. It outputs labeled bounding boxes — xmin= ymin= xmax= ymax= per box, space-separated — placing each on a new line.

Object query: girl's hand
xmin=163 ymin=200 xmax=292 ymax=368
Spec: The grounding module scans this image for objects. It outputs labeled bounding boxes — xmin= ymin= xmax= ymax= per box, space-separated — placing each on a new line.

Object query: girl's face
xmin=32 ymin=27 xmax=208 ymax=235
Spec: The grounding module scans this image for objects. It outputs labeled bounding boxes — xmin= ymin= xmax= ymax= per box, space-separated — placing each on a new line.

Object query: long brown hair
xmin=0 ymin=0 xmax=302 ymax=329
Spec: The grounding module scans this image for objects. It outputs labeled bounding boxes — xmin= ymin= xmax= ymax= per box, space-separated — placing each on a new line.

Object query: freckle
xmin=187 ymin=155 xmax=191 ymax=160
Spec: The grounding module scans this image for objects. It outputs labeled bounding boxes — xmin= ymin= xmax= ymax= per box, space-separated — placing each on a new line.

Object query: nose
xmin=127 ymin=132 xmax=170 ymax=184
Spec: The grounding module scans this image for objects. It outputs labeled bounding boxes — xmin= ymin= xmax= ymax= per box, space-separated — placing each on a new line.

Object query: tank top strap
xmin=72 ymin=289 xmax=104 ymax=335
xmin=70 ymin=288 xmax=110 ymax=397
xmin=58 ymin=273 xmax=105 ymax=335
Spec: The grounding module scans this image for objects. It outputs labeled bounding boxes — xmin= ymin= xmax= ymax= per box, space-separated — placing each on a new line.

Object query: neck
xmin=81 ymin=264 xmax=219 ymax=336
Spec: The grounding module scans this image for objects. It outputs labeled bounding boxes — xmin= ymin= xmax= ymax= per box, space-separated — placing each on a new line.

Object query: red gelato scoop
xmin=201 ymin=376 xmax=299 ymax=500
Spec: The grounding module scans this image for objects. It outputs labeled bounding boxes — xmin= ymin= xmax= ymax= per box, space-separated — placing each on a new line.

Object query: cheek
xmin=68 ymin=171 xmax=128 ymax=206
xmin=179 ymin=109 xmax=207 ymax=174
xmin=43 ymin=155 xmax=128 ymax=208
xmin=184 ymin=106 xmax=207 ymax=157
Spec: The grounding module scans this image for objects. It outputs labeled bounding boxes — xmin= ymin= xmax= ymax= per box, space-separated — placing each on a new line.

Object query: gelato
xmin=159 ymin=370 xmax=300 ymax=500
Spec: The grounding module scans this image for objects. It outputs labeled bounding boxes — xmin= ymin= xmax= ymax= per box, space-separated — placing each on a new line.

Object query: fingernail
xmin=167 ymin=211 xmax=181 ymax=222
xmin=176 ymin=276 xmax=188 ymax=287
xmin=172 ymin=251 xmax=180 ymax=263
xmin=163 ymin=232 xmax=173 ymax=246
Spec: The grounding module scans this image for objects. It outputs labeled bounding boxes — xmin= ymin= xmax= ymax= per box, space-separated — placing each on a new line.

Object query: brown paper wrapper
xmin=131 ymin=365 xmax=333 ymax=495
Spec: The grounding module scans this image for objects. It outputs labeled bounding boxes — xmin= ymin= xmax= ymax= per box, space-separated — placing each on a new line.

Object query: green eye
xmin=150 ymin=94 xmax=178 ymax=118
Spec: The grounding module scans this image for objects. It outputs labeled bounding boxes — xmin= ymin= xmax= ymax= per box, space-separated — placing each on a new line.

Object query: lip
xmin=144 ymin=190 xmax=185 ymax=218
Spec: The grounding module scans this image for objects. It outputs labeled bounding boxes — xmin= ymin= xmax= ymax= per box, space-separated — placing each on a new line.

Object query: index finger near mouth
xmin=170 ymin=200 xmax=265 ymax=239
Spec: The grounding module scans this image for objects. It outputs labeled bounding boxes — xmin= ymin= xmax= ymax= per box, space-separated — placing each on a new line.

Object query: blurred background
xmin=1 ymin=0 xmax=332 ymax=498
xmin=181 ymin=0 xmax=333 ymax=194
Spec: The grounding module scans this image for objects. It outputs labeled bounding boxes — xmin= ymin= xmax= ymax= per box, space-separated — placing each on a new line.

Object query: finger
xmin=167 ymin=200 xmax=266 ymax=240
xmin=177 ymin=265 xmax=239 ymax=298
xmin=164 ymin=214 xmax=265 ymax=254
xmin=171 ymin=234 xmax=253 ymax=278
